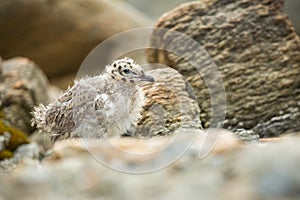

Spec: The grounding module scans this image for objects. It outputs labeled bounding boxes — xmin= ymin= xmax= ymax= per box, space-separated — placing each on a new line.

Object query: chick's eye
xmin=123 ymin=69 xmax=130 ymax=74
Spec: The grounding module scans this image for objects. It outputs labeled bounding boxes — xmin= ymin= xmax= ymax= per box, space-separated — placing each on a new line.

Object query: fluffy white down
xmin=32 ymin=58 xmax=150 ymax=140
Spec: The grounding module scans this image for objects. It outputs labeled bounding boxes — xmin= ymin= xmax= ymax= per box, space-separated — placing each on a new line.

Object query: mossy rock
xmin=0 ymin=120 xmax=30 ymax=160
xmin=0 ymin=149 xmax=13 ymax=159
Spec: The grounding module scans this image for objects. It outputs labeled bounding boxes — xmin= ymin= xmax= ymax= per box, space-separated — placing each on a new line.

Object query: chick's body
xmin=33 ymin=58 xmax=154 ymax=141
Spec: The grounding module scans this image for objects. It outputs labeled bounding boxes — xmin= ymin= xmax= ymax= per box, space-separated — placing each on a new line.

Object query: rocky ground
xmin=1 ymin=132 xmax=300 ymax=200
xmin=0 ymin=0 xmax=300 ymax=199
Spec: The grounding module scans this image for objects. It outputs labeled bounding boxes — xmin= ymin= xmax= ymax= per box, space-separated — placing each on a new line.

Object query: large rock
xmin=147 ymin=0 xmax=300 ymax=137
xmin=0 ymin=0 xmax=151 ymax=82
xmin=0 ymin=57 xmax=51 ymax=163
xmin=0 ymin=57 xmax=51 ymax=134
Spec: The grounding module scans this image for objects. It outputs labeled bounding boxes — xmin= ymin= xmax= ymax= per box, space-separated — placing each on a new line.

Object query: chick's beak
xmin=139 ymin=74 xmax=155 ymax=82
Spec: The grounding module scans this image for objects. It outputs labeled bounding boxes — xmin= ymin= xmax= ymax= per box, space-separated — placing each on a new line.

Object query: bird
xmin=32 ymin=57 xmax=154 ymax=141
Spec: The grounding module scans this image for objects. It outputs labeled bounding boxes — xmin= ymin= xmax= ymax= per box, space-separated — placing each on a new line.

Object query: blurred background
xmin=0 ymin=0 xmax=299 ymax=89
xmin=1 ymin=1 xmax=300 ymax=198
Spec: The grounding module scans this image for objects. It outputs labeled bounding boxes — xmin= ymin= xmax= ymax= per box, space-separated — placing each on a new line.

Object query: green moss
xmin=0 ymin=149 xmax=14 ymax=159
xmin=0 ymin=120 xmax=30 ymax=153
xmin=0 ymin=111 xmax=4 ymax=118
xmin=0 ymin=108 xmax=32 ymax=160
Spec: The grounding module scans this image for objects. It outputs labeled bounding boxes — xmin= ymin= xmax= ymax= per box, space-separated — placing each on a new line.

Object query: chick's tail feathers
xmin=31 ymin=104 xmax=47 ymax=131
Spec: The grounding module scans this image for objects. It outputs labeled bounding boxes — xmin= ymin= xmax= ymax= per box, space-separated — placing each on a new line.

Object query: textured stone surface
xmin=147 ymin=0 xmax=300 ymax=137
xmin=0 ymin=57 xmax=51 ymax=134
xmin=0 ymin=57 xmax=52 ymax=165
xmin=134 ymin=68 xmax=202 ymax=136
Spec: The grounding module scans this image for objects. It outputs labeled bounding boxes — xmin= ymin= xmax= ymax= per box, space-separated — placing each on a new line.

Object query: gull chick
xmin=32 ymin=58 xmax=154 ymax=141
